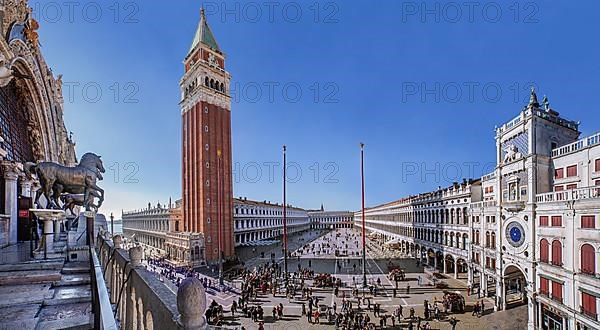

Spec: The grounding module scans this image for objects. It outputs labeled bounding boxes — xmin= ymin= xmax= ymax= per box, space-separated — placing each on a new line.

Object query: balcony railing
xmin=536 ymin=186 xmax=600 ymax=203
xmin=552 ymin=132 xmax=600 ymax=157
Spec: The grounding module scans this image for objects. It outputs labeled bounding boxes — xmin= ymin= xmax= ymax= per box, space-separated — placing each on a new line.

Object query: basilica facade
xmin=0 ymin=0 xmax=76 ymax=247
xmin=355 ymin=90 xmax=600 ymax=330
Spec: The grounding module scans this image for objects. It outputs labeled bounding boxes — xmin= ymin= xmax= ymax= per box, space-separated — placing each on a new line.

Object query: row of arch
xmin=414 ymin=207 xmax=469 ymax=225
xmin=472 ymin=230 xmax=496 ymax=249
xmin=183 ymin=76 xmax=226 ymax=99
xmin=415 ymin=227 xmax=469 ymax=250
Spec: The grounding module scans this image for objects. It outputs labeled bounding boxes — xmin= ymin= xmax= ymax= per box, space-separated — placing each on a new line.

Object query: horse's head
xmin=80 ymin=152 xmax=105 ymax=174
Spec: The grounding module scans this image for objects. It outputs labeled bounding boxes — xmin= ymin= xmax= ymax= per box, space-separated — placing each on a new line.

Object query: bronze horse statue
xmin=25 ymin=152 xmax=105 ymax=211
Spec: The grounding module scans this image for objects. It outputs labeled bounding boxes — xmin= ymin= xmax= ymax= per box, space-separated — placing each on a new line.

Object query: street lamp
xmin=360 ymin=143 xmax=367 ymax=288
xmin=110 ymin=212 xmax=114 ymax=237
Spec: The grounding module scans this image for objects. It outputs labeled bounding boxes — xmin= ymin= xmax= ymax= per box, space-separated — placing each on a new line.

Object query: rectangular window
xmin=566 ymin=184 xmax=578 ymax=190
xmin=551 ymin=216 xmax=562 ymax=227
xmin=485 ymin=257 xmax=490 ymax=268
xmin=582 ymin=292 xmax=597 ymax=319
xmin=540 ymin=277 xmax=549 ymax=296
xmin=581 ymin=215 xmax=595 ymax=229
xmin=539 ymin=216 xmax=549 ymax=227
xmin=491 ymin=258 xmax=496 ymax=269
xmin=554 ymin=185 xmax=564 ymax=192
xmin=555 ymin=168 xmax=564 ymax=179
xmin=552 ymin=281 xmax=563 ymax=303
xmin=596 ymin=159 xmax=600 ymax=172
xmin=567 ymin=165 xmax=578 ymax=177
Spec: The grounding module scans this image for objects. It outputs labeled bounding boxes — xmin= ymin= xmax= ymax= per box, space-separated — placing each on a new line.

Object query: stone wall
xmin=96 ymin=234 xmax=208 ymax=330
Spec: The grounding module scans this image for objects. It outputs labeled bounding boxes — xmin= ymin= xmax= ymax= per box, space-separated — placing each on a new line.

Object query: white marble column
xmin=19 ymin=177 xmax=33 ymax=198
xmin=3 ymin=162 xmax=19 ymax=245
xmin=454 ymin=260 xmax=458 ymax=279
xmin=54 ymin=219 xmax=60 ymax=241
xmin=44 ymin=219 xmax=54 ymax=253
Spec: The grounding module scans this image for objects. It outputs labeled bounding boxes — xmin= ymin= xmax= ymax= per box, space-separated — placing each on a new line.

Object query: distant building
xmin=233 ymin=197 xmax=310 ymax=247
xmin=309 ymin=205 xmax=354 ymax=230
xmin=122 ymin=200 xmax=181 ymax=253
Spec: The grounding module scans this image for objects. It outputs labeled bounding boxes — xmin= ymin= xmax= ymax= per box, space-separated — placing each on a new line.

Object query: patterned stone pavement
xmin=219 ymin=228 xmax=528 ymax=329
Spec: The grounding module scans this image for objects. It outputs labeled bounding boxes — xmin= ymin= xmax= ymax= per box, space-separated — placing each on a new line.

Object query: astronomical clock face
xmin=506 ymin=221 xmax=525 ymax=248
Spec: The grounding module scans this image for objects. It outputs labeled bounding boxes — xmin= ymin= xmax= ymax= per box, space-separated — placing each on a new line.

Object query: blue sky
xmin=30 ymin=1 xmax=600 ymax=218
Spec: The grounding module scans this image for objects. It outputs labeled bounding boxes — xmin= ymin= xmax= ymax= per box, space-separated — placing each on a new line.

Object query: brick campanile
xmin=180 ymin=9 xmax=233 ymax=262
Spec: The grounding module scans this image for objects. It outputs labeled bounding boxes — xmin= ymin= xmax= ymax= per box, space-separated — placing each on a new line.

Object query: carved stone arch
xmin=9 ymin=56 xmax=50 ymax=161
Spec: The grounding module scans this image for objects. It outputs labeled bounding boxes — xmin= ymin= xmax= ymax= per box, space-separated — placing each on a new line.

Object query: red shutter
xmin=551 ymin=216 xmax=563 ymax=227
xmin=555 ymin=168 xmax=564 ymax=179
xmin=554 ymin=185 xmax=564 ymax=192
xmin=540 ymin=239 xmax=549 ymax=263
xmin=566 ymin=184 xmax=578 ymax=190
xmin=582 ymin=292 xmax=597 ymax=318
xmin=581 ymin=244 xmax=596 ymax=275
xmin=539 ymin=216 xmax=549 ymax=227
xmin=567 ymin=165 xmax=578 ymax=177
xmin=552 ymin=240 xmax=563 ymax=266
xmin=581 ymin=215 xmax=596 ymax=229
xmin=552 ymin=281 xmax=563 ymax=302
xmin=540 ymin=277 xmax=549 ymax=295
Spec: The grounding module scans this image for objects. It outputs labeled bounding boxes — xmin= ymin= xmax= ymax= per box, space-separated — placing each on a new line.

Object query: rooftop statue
xmin=25 ymin=152 xmax=105 ymax=211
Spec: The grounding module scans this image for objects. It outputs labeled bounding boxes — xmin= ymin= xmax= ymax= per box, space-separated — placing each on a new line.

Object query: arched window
xmin=581 ymin=244 xmax=596 ymax=275
xmin=491 ymin=232 xmax=496 ymax=249
xmin=205 ymin=77 xmax=209 ymax=86
xmin=475 ymin=230 xmax=480 ymax=245
xmin=540 ymin=239 xmax=549 ymax=263
xmin=462 ymin=233 xmax=467 ymax=250
xmin=551 ymin=240 xmax=562 ymax=266
xmin=485 ymin=232 xmax=490 ymax=247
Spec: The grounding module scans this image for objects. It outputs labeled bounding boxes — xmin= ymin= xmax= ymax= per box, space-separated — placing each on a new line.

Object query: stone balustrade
xmin=96 ymin=234 xmax=208 ymax=330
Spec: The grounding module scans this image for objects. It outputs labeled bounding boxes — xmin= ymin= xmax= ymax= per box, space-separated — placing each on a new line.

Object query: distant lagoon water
xmin=107 ymin=220 xmax=123 ymax=234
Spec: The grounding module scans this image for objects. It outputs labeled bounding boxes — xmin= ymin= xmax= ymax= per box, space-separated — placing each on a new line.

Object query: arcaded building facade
xmin=180 ymin=9 xmax=234 ymax=262
xmin=233 ymin=198 xmax=310 ymax=247
xmin=309 ymin=209 xmax=354 ymax=230
xmin=355 ymin=90 xmax=600 ymax=330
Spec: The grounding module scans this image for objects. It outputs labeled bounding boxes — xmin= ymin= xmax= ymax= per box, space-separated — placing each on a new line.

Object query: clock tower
xmin=493 ymin=88 xmax=579 ymax=328
xmin=180 ymin=9 xmax=234 ymax=262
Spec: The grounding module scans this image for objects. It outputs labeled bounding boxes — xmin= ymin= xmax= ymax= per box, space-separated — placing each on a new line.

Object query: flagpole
xmin=360 ymin=143 xmax=367 ymax=287
xmin=283 ymin=145 xmax=288 ymax=286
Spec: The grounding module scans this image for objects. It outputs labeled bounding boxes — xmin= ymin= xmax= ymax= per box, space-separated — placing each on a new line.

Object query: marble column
xmin=434 ymin=255 xmax=438 ymax=269
xmin=467 ymin=266 xmax=474 ymax=285
xmin=454 ymin=260 xmax=458 ymax=279
xmin=495 ymin=279 xmax=503 ymax=311
xmin=54 ymin=219 xmax=60 ymax=241
xmin=19 ymin=177 xmax=33 ymax=198
xmin=527 ymin=291 xmax=536 ymax=330
xmin=44 ymin=218 xmax=54 ymax=253
xmin=501 ymin=279 xmax=507 ymax=310
xmin=442 ymin=257 xmax=447 ymax=273
xmin=2 ymin=162 xmax=19 ymax=245
xmin=482 ymin=275 xmax=488 ymax=297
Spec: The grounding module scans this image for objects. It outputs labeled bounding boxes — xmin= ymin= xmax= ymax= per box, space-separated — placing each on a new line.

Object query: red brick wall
xmin=182 ymin=99 xmax=234 ymax=262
